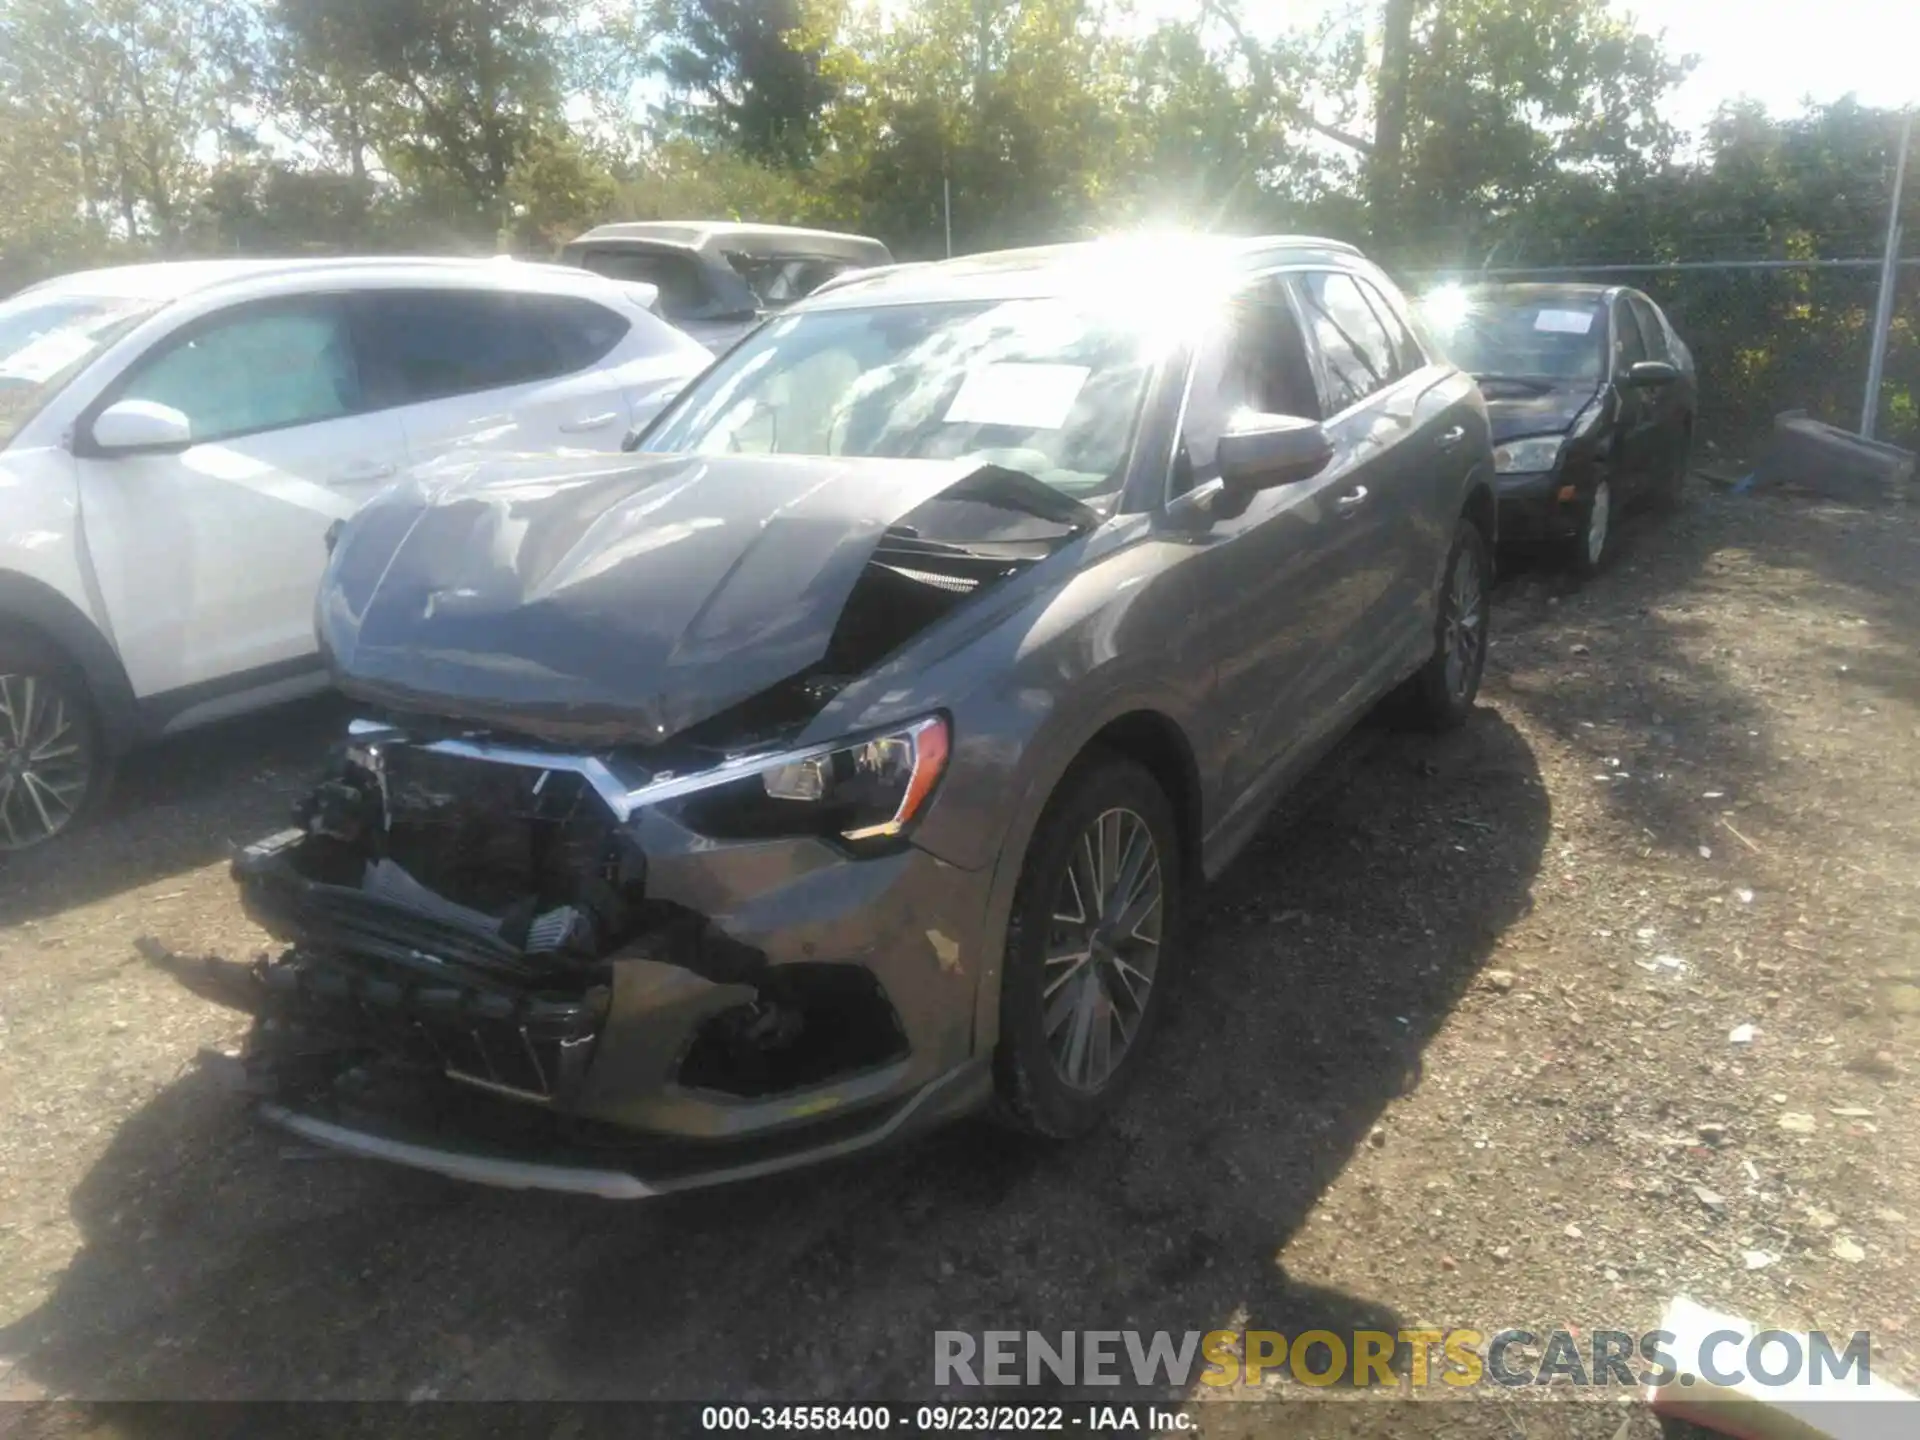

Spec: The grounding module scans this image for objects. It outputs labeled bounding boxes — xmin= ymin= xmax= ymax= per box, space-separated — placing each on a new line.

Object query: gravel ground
xmin=0 ymin=484 xmax=1915 ymax=1437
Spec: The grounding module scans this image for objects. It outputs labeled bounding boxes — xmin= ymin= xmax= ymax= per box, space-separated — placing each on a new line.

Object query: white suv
xmin=0 ymin=256 xmax=714 ymax=849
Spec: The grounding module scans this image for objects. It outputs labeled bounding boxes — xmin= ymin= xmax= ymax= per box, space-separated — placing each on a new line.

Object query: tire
xmin=1648 ymin=423 xmax=1692 ymax=513
xmin=992 ymin=753 xmax=1185 ymax=1138
xmin=1403 ymin=517 xmax=1492 ymax=732
xmin=0 ymin=629 xmax=109 ymax=852
xmin=1565 ymin=476 xmax=1615 ymax=579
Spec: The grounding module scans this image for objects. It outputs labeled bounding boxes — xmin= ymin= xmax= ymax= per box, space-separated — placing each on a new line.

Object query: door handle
xmin=1335 ymin=486 xmax=1369 ymax=512
xmin=333 ymin=460 xmax=396 ymax=483
xmin=560 ymin=412 xmax=621 ymax=434
xmin=1437 ymin=425 xmax=1467 ymax=449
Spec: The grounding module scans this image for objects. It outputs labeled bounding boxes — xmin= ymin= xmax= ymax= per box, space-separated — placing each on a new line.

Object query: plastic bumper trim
xmin=257 ymin=1056 xmax=989 ymax=1198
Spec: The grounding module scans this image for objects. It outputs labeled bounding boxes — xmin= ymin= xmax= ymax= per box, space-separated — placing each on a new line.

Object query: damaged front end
xmin=188 ymin=452 xmax=1093 ymax=1195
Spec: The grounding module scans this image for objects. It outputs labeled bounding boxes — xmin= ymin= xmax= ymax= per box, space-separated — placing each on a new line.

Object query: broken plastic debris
xmin=1742 ymin=1250 xmax=1778 ymax=1270
xmin=1735 ymin=887 xmax=1755 ymax=904
xmin=1778 ymin=1112 xmax=1817 ymax=1134
xmin=1647 ymin=1294 xmax=1917 ymax=1436
xmin=1728 ymin=1023 xmax=1757 ymax=1044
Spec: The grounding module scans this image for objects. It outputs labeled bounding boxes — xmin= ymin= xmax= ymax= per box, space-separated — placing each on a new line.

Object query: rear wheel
xmin=993 ymin=754 xmax=1184 ymax=1138
xmin=0 ymin=632 xmax=107 ymax=852
xmin=1402 ymin=518 xmax=1491 ymax=732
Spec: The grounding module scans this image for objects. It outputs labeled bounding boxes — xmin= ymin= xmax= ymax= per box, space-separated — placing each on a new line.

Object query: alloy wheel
xmin=1442 ymin=544 xmax=1487 ymax=703
xmin=0 ymin=672 xmax=93 ymax=850
xmin=1585 ymin=480 xmax=1613 ymax=567
xmin=1042 ymin=806 xmax=1163 ymax=1093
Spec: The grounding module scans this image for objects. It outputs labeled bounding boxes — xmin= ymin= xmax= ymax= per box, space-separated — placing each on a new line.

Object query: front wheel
xmin=0 ymin=633 xmax=107 ymax=851
xmin=1402 ymin=518 xmax=1491 ymax=732
xmin=1648 ymin=424 xmax=1692 ymax=513
xmin=993 ymin=754 xmax=1184 ymax=1138
xmin=1565 ymin=476 xmax=1615 ymax=579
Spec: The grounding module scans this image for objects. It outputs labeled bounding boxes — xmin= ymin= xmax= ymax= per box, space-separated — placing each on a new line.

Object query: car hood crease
xmin=317 ymin=451 xmax=1074 ymax=747
xmin=1483 ymin=379 xmax=1602 ymax=444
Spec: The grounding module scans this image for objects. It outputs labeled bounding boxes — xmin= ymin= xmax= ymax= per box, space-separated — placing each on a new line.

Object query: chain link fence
xmin=1405 ymin=260 xmax=1920 ymax=462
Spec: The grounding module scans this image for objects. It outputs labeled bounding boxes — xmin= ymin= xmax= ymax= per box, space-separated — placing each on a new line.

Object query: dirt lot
xmin=1 ymin=484 xmax=1917 ymax=1434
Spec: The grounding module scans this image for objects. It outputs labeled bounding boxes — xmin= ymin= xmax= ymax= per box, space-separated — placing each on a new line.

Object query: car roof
xmin=794 ymin=234 xmax=1367 ymax=311
xmin=18 ymin=255 xmax=618 ymax=304
xmin=568 ymin=222 xmax=892 ymax=266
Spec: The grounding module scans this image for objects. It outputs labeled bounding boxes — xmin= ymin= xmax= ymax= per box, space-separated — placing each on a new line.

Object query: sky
xmin=1627 ymin=0 xmax=1918 ymax=130
xmin=1126 ymin=0 xmax=1916 ymax=135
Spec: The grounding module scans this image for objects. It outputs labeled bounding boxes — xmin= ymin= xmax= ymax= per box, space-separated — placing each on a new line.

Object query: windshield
xmin=637 ymin=297 xmax=1163 ymax=505
xmin=1420 ymin=292 xmax=1606 ymax=384
xmin=0 ymin=293 xmax=159 ymax=446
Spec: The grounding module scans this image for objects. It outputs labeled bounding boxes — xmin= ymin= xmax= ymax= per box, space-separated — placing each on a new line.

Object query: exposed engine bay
xmin=159 ymin=456 xmax=1089 ymax=1181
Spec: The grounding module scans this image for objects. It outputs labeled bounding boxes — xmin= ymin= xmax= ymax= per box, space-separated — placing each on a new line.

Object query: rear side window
xmin=1294 ymin=271 xmax=1397 ymax=414
xmin=572 ymin=248 xmax=711 ymax=321
xmin=536 ymin=295 xmax=631 ymax=372
xmin=354 ymin=290 xmax=587 ymax=406
xmin=118 ymin=300 xmax=359 ymax=443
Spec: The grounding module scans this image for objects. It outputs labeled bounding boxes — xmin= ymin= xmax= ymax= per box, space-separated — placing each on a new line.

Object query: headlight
xmin=1494 ymin=436 xmax=1565 ymax=474
xmin=674 ymin=715 xmax=951 ymax=845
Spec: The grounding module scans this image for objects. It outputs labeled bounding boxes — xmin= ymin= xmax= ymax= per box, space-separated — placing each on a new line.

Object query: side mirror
xmin=91 ymin=399 xmax=192 ymax=455
xmin=1217 ymin=414 xmax=1335 ymax=493
xmin=1622 ymin=360 xmax=1680 ymax=389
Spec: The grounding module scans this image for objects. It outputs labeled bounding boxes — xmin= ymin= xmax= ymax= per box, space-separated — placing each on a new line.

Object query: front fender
xmin=0 ymin=449 xmax=140 ymax=752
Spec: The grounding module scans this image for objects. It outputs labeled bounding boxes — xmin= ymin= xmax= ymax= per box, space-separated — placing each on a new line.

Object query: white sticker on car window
xmin=944 ymin=363 xmax=1090 ymax=430
xmin=1534 ymin=309 xmax=1596 ymax=335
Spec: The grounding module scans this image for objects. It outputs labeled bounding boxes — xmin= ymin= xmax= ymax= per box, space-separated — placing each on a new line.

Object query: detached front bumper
xmin=1494 ymin=470 xmax=1583 ymax=545
xmin=209 ymin=743 xmax=999 ymax=1195
xmin=256 ymin=1057 xmax=991 ymax=1199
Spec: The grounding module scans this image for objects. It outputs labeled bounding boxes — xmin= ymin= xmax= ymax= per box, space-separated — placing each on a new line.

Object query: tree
xmin=645 ymin=0 xmax=839 ymax=167
xmin=807 ymin=0 xmax=1141 ymax=254
xmin=267 ymin=0 xmax=572 ymax=225
xmin=0 ymin=0 xmax=252 ymax=248
xmin=1369 ymin=0 xmax=1413 ymax=237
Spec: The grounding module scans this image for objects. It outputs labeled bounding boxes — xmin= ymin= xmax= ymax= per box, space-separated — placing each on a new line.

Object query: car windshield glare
xmin=638 ymin=297 xmax=1167 ymax=506
xmin=1424 ymin=295 xmax=1606 ymax=384
xmin=0 ymin=293 xmax=160 ymax=446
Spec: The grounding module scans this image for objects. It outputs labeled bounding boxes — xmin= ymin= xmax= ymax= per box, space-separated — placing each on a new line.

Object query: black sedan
xmin=1420 ymin=283 xmax=1696 ymax=576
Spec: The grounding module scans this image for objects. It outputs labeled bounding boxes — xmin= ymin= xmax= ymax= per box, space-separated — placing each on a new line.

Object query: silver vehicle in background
xmin=559 ymin=221 xmax=895 ymax=351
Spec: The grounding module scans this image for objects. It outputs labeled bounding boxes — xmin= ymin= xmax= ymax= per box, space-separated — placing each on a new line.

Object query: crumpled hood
xmin=317 ymin=450 xmax=1017 ymax=746
xmin=1481 ymin=379 xmax=1603 ymax=444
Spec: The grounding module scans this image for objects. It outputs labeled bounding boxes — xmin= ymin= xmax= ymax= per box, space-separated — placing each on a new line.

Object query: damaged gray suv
xmin=194 ymin=235 xmax=1497 ymax=1196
